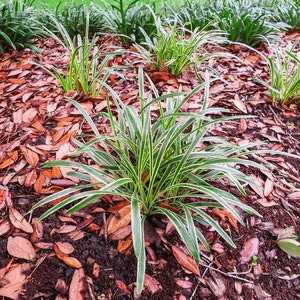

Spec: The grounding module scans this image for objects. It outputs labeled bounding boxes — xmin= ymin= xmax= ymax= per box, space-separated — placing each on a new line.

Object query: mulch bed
xmin=0 ymin=31 xmax=300 ymax=300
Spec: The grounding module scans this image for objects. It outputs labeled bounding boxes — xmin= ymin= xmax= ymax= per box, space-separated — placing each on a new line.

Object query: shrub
xmin=0 ymin=0 xmax=43 ymax=53
xmin=29 ymin=69 xmax=271 ymax=293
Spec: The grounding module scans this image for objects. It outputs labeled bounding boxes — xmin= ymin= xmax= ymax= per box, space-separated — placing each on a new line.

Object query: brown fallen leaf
xmin=0 ymin=151 xmax=18 ymax=169
xmin=206 ymin=270 xmax=226 ymax=297
xmin=33 ymin=174 xmax=46 ymax=193
xmin=288 ymin=191 xmax=300 ymax=200
xmin=144 ymin=274 xmax=163 ymax=294
xmin=117 ymin=235 xmax=132 ymax=253
xmin=110 ymin=225 xmax=131 ymax=240
xmin=107 ymin=204 xmax=131 ymax=235
xmin=7 ymin=236 xmax=36 ymax=260
xmin=55 ymin=225 xmax=77 ymax=234
xmin=211 ymin=243 xmax=225 ymax=254
xmin=54 ymin=243 xmax=66 ymax=260
xmin=249 ymin=174 xmax=264 ymax=198
xmin=55 ymin=242 xmax=75 ymax=255
xmin=24 ymin=169 xmax=37 ymax=187
xmin=240 ymin=237 xmax=259 ymax=264
xmin=62 ymin=256 xmax=82 ymax=269
xmin=172 ymin=245 xmax=200 ymax=276
xmin=9 ymin=208 xmax=33 ymax=233
xmin=107 ymin=200 xmax=129 ymax=213
xmin=67 ymin=229 xmax=85 ymax=241
xmin=22 ymin=107 xmax=38 ymax=123
xmin=76 ymin=217 xmax=95 ymax=230
xmin=213 ymin=209 xmax=238 ymax=229
xmin=20 ymin=145 xmax=39 ymax=168
xmin=0 ymin=263 xmax=31 ymax=299
xmin=34 ymin=242 xmax=53 ymax=250
xmin=256 ymin=198 xmax=278 ymax=207
xmin=0 ymin=220 xmax=10 ymax=236
xmin=12 ymin=109 xmax=23 ymax=124
xmin=232 ymin=96 xmax=247 ymax=113
xmin=30 ymin=219 xmax=44 ymax=243
xmin=115 ymin=279 xmax=131 ymax=294
xmin=264 ymin=178 xmax=274 ymax=197
xmin=254 ymin=284 xmax=272 ymax=300
xmin=0 ymin=187 xmax=11 ymax=210
xmin=69 ymin=268 xmax=87 ymax=300
xmin=175 ymin=279 xmax=194 ymax=289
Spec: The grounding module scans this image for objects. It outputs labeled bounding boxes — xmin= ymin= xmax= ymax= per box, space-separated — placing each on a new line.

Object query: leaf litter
xmin=0 ymin=31 xmax=299 ymax=299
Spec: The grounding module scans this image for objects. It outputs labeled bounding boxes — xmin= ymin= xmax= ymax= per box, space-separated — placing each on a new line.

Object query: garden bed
xmin=1 ymin=0 xmax=300 ymax=299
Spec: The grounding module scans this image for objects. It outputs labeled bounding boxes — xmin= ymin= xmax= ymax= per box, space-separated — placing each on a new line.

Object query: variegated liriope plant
xmin=29 ymin=68 xmax=296 ymax=294
xmin=255 ymin=39 xmax=300 ymax=104
xmin=38 ymin=11 xmax=124 ymax=98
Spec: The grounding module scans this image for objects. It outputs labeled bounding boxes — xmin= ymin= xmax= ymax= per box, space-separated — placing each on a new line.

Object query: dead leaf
xmin=56 ymin=225 xmax=77 ymax=234
xmin=0 ymin=263 xmax=31 ymax=299
xmin=144 ymin=274 xmax=163 ymax=294
xmin=175 ymin=279 xmax=194 ymax=289
xmin=0 ymin=220 xmax=10 ymax=236
xmin=213 ymin=209 xmax=238 ymax=229
xmin=0 ymin=151 xmax=18 ymax=169
xmin=56 ymin=142 xmax=71 ymax=160
xmin=33 ymin=174 xmax=46 ymax=193
xmin=270 ymin=125 xmax=285 ymax=134
xmin=232 ymin=97 xmax=247 ymax=113
xmin=0 ymin=188 xmax=10 ymax=210
xmin=211 ymin=243 xmax=225 ymax=254
xmin=20 ymin=145 xmax=39 ymax=168
xmin=254 ymin=284 xmax=272 ymax=300
xmin=50 ymin=179 xmax=77 ymax=187
xmin=249 ymin=174 xmax=264 ymax=197
xmin=206 ymin=270 xmax=226 ymax=297
xmin=9 ymin=208 xmax=33 ymax=233
xmin=238 ymin=118 xmax=247 ymax=133
xmin=288 ymin=192 xmax=300 ymax=200
xmin=30 ymin=219 xmax=44 ymax=243
xmin=117 ymin=235 xmax=132 ymax=253
xmin=34 ymin=242 xmax=53 ymax=250
xmin=110 ymin=225 xmax=131 ymax=240
xmin=277 ymin=226 xmax=295 ymax=240
xmin=240 ymin=237 xmax=259 ymax=264
xmin=22 ymin=107 xmax=38 ymax=123
xmin=62 ymin=256 xmax=82 ymax=269
xmin=67 ymin=229 xmax=85 ymax=241
xmin=12 ymin=109 xmax=23 ymax=124
xmin=69 ymin=268 xmax=86 ymax=300
xmin=55 ymin=242 xmax=75 ymax=255
xmin=76 ymin=217 xmax=95 ymax=230
xmin=24 ymin=169 xmax=37 ymax=187
xmin=7 ymin=236 xmax=36 ymax=260
xmin=256 ymin=198 xmax=278 ymax=207
xmin=264 ymin=179 xmax=274 ymax=197
xmin=107 ymin=204 xmax=131 ymax=235
xmin=172 ymin=245 xmax=200 ymax=276
xmin=115 ymin=279 xmax=131 ymax=294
